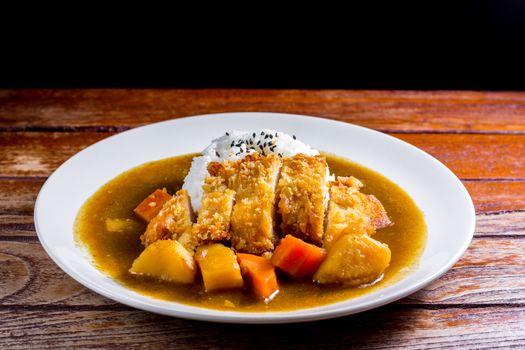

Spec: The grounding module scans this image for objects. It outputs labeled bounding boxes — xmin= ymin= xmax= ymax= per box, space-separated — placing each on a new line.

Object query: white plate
xmin=34 ymin=112 xmax=475 ymax=323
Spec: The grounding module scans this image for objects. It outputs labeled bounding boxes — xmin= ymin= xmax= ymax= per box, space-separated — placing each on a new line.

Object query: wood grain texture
xmin=465 ymin=181 xmax=525 ymax=212
xmin=0 ymin=307 xmax=524 ymax=349
xmin=1 ymin=237 xmax=523 ymax=307
xmin=0 ymin=215 xmax=34 ymax=238
xmin=0 ymin=179 xmax=44 ymax=215
xmin=0 ymin=132 xmax=110 ymax=177
xmin=393 ymin=134 xmax=525 ymax=179
xmin=475 ymin=212 xmax=525 ymax=236
xmin=2 ymin=89 xmax=525 ymax=133
xmin=1 ymin=132 xmax=524 ymax=178
xmin=0 ymin=241 xmax=114 ymax=306
xmin=1 ymin=89 xmax=524 ymax=349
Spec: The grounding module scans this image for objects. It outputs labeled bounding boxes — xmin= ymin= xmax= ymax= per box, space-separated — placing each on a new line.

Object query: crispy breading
xmin=366 ymin=194 xmax=392 ymax=230
xmin=324 ymin=176 xmax=392 ymax=249
xmin=277 ymin=154 xmax=327 ymax=245
xmin=230 ymin=154 xmax=282 ymax=254
xmin=191 ymin=165 xmax=236 ymax=247
xmin=207 ymin=160 xmax=238 ymax=187
xmin=141 ymin=189 xmax=195 ymax=250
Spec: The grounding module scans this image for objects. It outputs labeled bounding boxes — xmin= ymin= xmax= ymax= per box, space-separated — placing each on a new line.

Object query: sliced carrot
xmin=237 ymin=253 xmax=279 ymax=302
xmin=133 ymin=189 xmax=172 ymax=222
xmin=271 ymin=235 xmax=327 ymax=278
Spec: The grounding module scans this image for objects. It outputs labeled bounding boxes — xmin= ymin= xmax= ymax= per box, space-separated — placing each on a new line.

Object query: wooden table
xmin=1 ymin=90 xmax=524 ymax=349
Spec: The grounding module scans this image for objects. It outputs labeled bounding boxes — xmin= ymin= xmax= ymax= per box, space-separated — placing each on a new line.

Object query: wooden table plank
xmin=2 ymin=179 xmax=523 ymax=218
xmin=0 ymin=241 xmax=115 ymax=306
xmin=0 ymin=215 xmax=34 ymax=238
xmin=1 ymin=132 xmax=524 ymax=179
xmin=1 ymin=238 xmax=523 ymax=307
xmin=0 ymin=132 xmax=111 ymax=177
xmin=1 ymin=307 xmax=524 ymax=349
xmin=0 ymin=179 xmax=44 ymax=215
xmin=2 ymin=89 xmax=525 ymax=133
xmin=393 ymin=134 xmax=525 ymax=179
xmin=1 ymin=89 xmax=524 ymax=348
xmin=465 ymin=181 xmax=525 ymax=212
xmin=2 ymin=211 xmax=523 ymax=240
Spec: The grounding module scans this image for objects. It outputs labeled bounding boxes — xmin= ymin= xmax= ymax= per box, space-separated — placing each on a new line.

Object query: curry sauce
xmin=74 ymin=153 xmax=427 ymax=311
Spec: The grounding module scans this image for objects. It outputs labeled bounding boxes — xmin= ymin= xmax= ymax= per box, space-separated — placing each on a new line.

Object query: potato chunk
xmin=195 ymin=244 xmax=244 ymax=292
xmin=129 ymin=240 xmax=196 ymax=284
xmin=314 ymin=234 xmax=391 ymax=286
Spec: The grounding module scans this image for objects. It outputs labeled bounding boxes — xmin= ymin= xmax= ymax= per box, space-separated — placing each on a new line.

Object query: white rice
xmin=183 ymin=129 xmax=333 ymax=212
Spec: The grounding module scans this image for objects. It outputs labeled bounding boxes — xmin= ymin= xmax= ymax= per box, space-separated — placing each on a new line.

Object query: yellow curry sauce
xmin=75 ymin=153 xmax=427 ymax=311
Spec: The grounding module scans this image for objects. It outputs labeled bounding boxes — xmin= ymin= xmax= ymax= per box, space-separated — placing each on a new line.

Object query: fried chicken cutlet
xmin=277 ymin=154 xmax=327 ymax=245
xmin=230 ymin=154 xmax=282 ymax=254
xmin=324 ymin=176 xmax=391 ymax=249
xmin=141 ymin=189 xmax=194 ymax=250
xmin=190 ymin=161 xmax=236 ymax=248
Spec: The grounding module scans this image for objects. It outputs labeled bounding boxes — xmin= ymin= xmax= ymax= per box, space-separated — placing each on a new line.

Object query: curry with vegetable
xmin=75 ymin=152 xmax=426 ymax=311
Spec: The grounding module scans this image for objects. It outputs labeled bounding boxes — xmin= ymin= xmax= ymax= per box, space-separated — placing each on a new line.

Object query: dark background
xmin=3 ymin=1 xmax=525 ymax=90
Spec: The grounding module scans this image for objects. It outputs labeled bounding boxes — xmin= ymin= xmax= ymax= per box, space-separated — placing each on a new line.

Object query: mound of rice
xmin=183 ymin=129 xmax=331 ymax=212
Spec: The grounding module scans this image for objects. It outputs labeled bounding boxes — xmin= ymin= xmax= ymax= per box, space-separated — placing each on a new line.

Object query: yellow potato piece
xmin=314 ymin=234 xmax=391 ymax=286
xmin=195 ymin=244 xmax=244 ymax=292
xmin=105 ymin=218 xmax=141 ymax=233
xmin=129 ymin=240 xmax=196 ymax=284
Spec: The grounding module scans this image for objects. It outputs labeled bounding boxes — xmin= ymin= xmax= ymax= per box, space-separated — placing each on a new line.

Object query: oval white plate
xmin=35 ymin=112 xmax=475 ymax=323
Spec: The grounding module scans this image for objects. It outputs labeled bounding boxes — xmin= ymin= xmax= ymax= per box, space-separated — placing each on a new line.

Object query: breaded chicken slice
xmin=324 ymin=176 xmax=391 ymax=249
xmin=314 ymin=234 xmax=391 ymax=286
xmin=141 ymin=189 xmax=194 ymax=250
xmin=277 ymin=154 xmax=327 ymax=245
xmin=230 ymin=154 xmax=282 ymax=254
xmin=191 ymin=163 xmax=236 ymax=247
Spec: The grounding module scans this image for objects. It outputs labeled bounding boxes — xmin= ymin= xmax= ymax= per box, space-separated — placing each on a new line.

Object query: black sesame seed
xmin=293 ymin=135 xmax=296 ymax=140
xmin=225 ymin=132 xmax=229 ymax=136
xmin=257 ymin=140 xmax=261 ymax=145
xmin=261 ymin=131 xmax=265 ymax=135
xmin=216 ymin=151 xmax=220 ymax=157
xmin=252 ymin=132 xmax=256 ymax=138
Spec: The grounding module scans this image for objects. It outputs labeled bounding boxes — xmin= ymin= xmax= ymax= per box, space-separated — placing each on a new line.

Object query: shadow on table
xmin=131 ymin=304 xmax=426 ymax=349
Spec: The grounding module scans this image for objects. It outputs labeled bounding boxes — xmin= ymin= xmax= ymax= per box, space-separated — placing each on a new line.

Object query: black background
xmin=3 ymin=1 xmax=525 ymax=90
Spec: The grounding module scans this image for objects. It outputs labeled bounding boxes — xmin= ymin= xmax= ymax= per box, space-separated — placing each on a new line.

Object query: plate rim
xmin=34 ymin=112 xmax=476 ymax=323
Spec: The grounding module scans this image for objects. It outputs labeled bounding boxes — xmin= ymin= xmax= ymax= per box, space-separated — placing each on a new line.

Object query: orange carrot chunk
xmin=271 ymin=235 xmax=327 ymax=278
xmin=237 ymin=253 xmax=279 ymax=302
xmin=133 ymin=189 xmax=172 ymax=222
